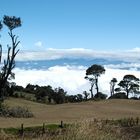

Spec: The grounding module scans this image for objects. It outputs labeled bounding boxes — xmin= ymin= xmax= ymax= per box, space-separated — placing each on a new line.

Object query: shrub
xmin=130 ymin=97 xmax=139 ymax=100
xmin=0 ymin=104 xmax=33 ymax=118
xmin=8 ymin=106 xmax=33 ymax=118
xmin=109 ymin=92 xmax=128 ymax=99
xmin=94 ymin=92 xmax=107 ymax=100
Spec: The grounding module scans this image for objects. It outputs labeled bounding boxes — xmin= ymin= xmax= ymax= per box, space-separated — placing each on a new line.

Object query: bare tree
xmin=0 ymin=15 xmax=21 ymax=101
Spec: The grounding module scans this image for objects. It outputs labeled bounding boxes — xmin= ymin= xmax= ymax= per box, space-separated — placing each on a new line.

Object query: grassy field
xmin=0 ymin=98 xmax=139 ymax=128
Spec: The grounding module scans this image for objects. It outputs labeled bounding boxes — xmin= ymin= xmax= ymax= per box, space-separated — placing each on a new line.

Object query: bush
xmin=109 ymin=92 xmax=128 ymax=99
xmin=0 ymin=104 xmax=33 ymax=118
xmin=130 ymin=97 xmax=139 ymax=100
xmin=8 ymin=106 xmax=33 ymax=118
xmin=13 ymin=92 xmax=21 ymax=98
xmin=94 ymin=92 xmax=107 ymax=100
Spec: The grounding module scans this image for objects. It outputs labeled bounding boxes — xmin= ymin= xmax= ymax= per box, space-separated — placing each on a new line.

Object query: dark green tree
xmin=0 ymin=15 xmax=21 ymax=101
xmin=118 ymin=74 xmax=139 ymax=98
xmin=85 ymin=64 xmax=105 ymax=98
xmin=66 ymin=95 xmax=77 ymax=103
xmin=110 ymin=78 xmax=117 ymax=96
xmin=53 ymin=87 xmax=67 ymax=104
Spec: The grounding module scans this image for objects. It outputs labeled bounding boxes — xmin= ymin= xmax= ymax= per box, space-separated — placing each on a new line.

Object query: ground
xmin=0 ymin=98 xmax=139 ymax=128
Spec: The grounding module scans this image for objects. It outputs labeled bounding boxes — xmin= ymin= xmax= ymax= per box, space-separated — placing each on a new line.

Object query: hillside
xmin=0 ymin=98 xmax=139 ymax=128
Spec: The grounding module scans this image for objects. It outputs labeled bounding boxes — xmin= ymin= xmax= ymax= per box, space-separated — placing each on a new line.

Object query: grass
xmin=0 ymin=118 xmax=139 ymax=140
xmin=0 ymin=98 xmax=139 ymax=128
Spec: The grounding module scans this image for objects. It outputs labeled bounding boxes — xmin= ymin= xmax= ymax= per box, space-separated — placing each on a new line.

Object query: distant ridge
xmin=16 ymin=58 xmax=131 ymax=70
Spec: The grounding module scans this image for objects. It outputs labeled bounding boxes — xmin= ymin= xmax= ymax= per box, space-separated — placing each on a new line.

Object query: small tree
xmin=85 ymin=64 xmax=105 ymax=98
xmin=0 ymin=15 xmax=21 ymax=101
xmin=118 ymin=74 xmax=139 ymax=98
xmin=110 ymin=78 xmax=117 ymax=96
xmin=82 ymin=91 xmax=89 ymax=100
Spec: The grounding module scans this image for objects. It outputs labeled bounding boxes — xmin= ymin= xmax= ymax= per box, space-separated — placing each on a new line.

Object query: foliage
xmin=109 ymin=92 xmax=128 ymax=99
xmin=13 ymin=84 xmax=85 ymax=104
xmin=118 ymin=74 xmax=140 ymax=98
xmin=130 ymin=97 xmax=139 ymax=100
xmin=82 ymin=91 xmax=89 ymax=100
xmin=3 ymin=15 xmax=21 ymax=30
xmin=51 ymin=87 xmax=67 ymax=104
xmin=66 ymin=95 xmax=77 ymax=103
xmin=0 ymin=104 xmax=33 ymax=118
xmin=94 ymin=92 xmax=107 ymax=99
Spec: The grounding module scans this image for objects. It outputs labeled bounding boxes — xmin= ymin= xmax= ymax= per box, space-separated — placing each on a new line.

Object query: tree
xmin=82 ymin=91 xmax=89 ymax=100
xmin=118 ymin=74 xmax=139 ymax=98
xmin=66 ymin=95 xmax=77 ymax=103
xmin=110 ymin=78 xmax=117 ymax=96
xmin=0 ymin=15 xmax=21 ymax=101
xmin=76 ymin=94 xmax=83 ymax=102
xmin=85 ymin=64 xmax=105 ymax=98
xmin=53 ymin=87 xmax=67 ymax=104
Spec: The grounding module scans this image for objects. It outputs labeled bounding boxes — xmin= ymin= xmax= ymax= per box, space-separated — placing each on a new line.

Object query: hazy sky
xmin=0 ymin=0 xmax=140 ymax=51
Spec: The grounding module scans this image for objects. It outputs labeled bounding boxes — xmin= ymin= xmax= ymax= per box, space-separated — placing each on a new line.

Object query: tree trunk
xmin=90 ymin=83 xmax=94 ymax=99
xmin=112 ymin=85 xmax=115 ymax=95
xmin=126 ymin=90 xmax=129 ymax=98
xmin=95 ymin=78 xmax=99 ymax=95
xmin=110 ymin=85 xmax=113 ymax=96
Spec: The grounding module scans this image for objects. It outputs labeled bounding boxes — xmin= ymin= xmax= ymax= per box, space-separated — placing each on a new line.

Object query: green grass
xmin=1 ymin=123 xmax=61 ymax=135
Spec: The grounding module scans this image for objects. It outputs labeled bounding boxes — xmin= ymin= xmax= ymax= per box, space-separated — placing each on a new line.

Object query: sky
xmin=1 ymin=0 xmax=140 ymax=96
xmin=0 ymin=0 xmax=140 ymax=51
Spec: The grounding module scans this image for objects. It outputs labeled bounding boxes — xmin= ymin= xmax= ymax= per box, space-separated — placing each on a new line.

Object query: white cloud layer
xmin=10 ymin=47 xmax=140 ymax=63
xmin=13 ymin=66 xmax=140 ymax=97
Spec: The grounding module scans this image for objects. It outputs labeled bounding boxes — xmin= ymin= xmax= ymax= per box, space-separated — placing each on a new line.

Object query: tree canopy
xmin=118 ymin=74 xmax=139 ymax=98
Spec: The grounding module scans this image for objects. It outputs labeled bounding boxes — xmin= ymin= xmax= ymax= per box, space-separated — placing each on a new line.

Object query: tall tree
xmin=110 ymin=78 xmax=117 ymax=96
xmin=0 ymin=15 xmax=21 ymax=101
xmin=118 ymin=74 xmax=139 ymax=98
xmin=85 ymin=64 xmax=105 ymax=98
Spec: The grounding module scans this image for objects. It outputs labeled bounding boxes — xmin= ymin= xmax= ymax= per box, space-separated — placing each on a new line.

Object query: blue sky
xmin=0 ymin=0 xmax=140 ymax=51
xmin=1 ymin=0 xmax=140 ymax=95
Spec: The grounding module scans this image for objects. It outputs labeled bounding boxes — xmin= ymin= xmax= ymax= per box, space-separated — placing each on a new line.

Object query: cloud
xmin=13 ymin=66 xmax=88 ymax=95
xmin=11 ymin=48 xmax=140 ymax=63
xmin=1 ymin=47 xmax=140 ymax=62
xmin=34 ymin=41 xmax=43 ymax=47
xmin=127 ymin=47 xmax=140 ymax=53
xmin=105 ymin=63 xmax=140 ymax=70
xmin=13 ymin=65 xmax=140 ymax=97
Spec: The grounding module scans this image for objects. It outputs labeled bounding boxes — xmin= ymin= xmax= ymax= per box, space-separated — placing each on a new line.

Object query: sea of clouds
xmin=10 ymin=48 xmax=140 ymax=97
xmin=12 ymin=66 xmax=140 ymax=97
